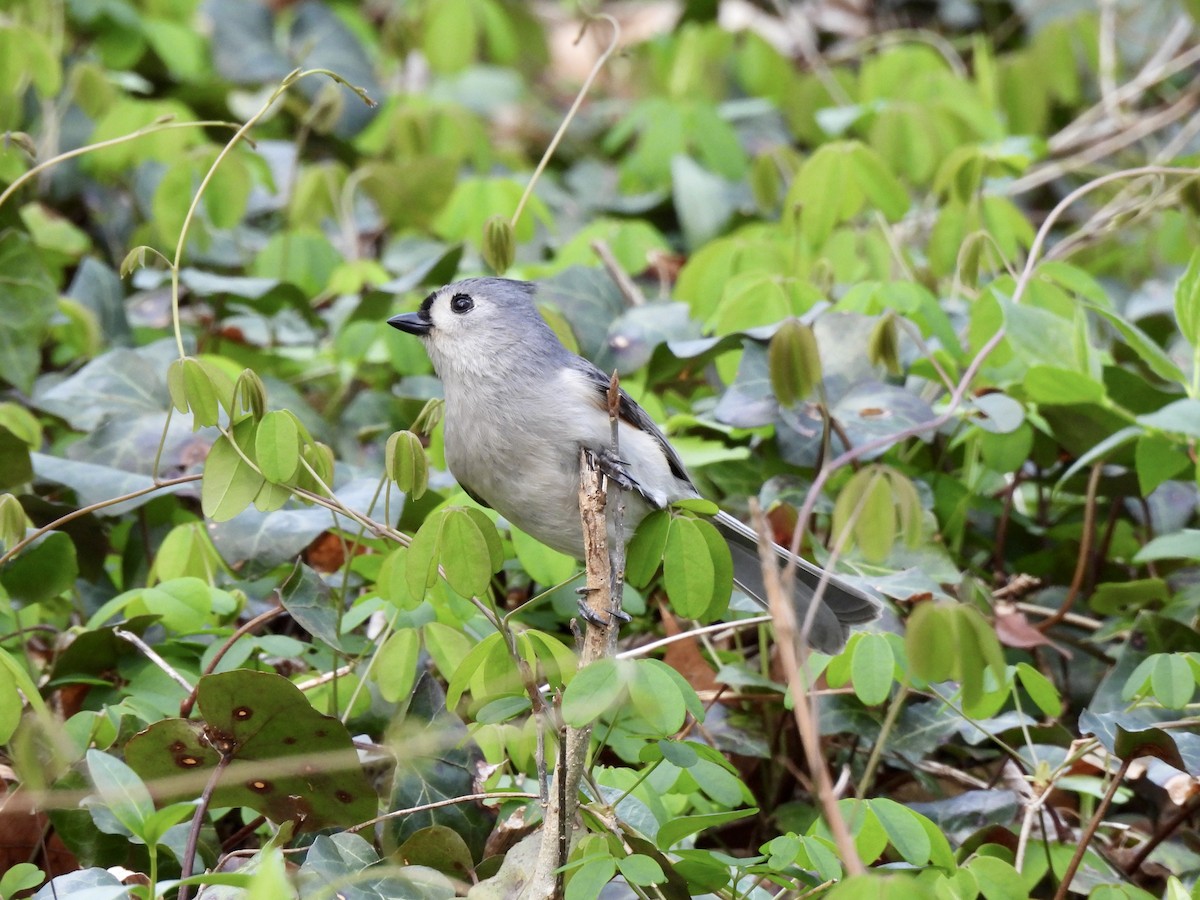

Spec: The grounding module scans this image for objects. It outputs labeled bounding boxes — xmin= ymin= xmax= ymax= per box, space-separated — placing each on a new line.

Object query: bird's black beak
xmin=387 ymin=312 xmax=432 ymax=336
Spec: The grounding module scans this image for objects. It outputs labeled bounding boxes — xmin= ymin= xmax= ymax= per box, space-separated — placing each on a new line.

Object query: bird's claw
xmin=584 ymin=447 xmax=636 ymax=492
xmin=575 ymin=586 xmax=631 ymax=626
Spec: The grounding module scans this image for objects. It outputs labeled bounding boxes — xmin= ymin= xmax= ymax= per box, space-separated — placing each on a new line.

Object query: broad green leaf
xmin=406 ymin=510 xmax=446 ymax=600
xmin=616 ymin=854 xmax=665 ymax=887
xmin=663 ymin=517 xmax=715 ymax=618
xmin=446 ymin=631 xmax=505 ymax=710
xmin=1023 ymin=366 xmax=1105 ymax=405
xmin=1015 ymin=663 xmax=1061 ymax=718
xmin=869 ymin=798 xmax=932 ymax=865
xmin=1138 ymin=398 xmax=1200 ymax=438
xmin=966 ymin=855 xmax=1025 ymax=900
xmin=628 ymin=658 xmax=687 ymax=736
xmin=1133 ymin=529 xmax=1200 ymax=563
xmin=1087 ymin=303 xmax=1186 ymax=385
xmin=201 ymin=419 xmax=265 ymax=522
xmin=254 ymin=410 xmax=300 ymax=483
xmin=181 ymin=357 xmax=221 ymax=428
xmin=423 ymin=621 xmax=474 ymax=682
xmin=0 ymin=231 xmax=57 ymax=393
xmin=375 ymin=630 xmax=420 ymax=703
xmin=851 ymin=633 xmax=895 ymax=706
xmin=655 ymin=808 xmax=756 ymax=851
xmin=439 ymin=508 xmax=495 ymax=597
xmin=787 ymin=141 xmax=860 ymax=247
xmin=1 ymin=530 xmax=78 ymax=604
xmin=1134 ymin=434 xmax=1188 ymax=496
xmin=0 ymin=862 xmax=43 ymax=898
xmin=626 ymin=509 xmax=671 ymax=588
xmin=693 ymin=517 xmax=733 ymax=620
xmin=1150 ymin=654 xmax=1195 ymax=709
xmin=856 ymin=470 xmax=897 ymax=563
xmin=1173 ymin=248 xmax=1200 ymax=348
xmin=848 ymin=143 xmax=908 ymax=220
xmin=566 ymin=857 xmax=616 ymax=900
xmin=906 ymin=601 xmax=957 ymax=683
xmin=562 ymin=658 xmax=629 ymax=727
xmin=511 ymin=526 xmax=578 ymax=586
xmin=86 ymin=749 xmax=154 ymax=839
xmin=0 ymin=663 xmax=22 ymax=744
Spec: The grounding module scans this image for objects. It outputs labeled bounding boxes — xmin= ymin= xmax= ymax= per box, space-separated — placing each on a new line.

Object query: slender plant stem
xmin=510 ymin=14 xmax=620 ymax=231
xmin=1051 ymin=756 xmax=1133 ymax=900
xmin=0 ymin=120 xmax=240 ymax=213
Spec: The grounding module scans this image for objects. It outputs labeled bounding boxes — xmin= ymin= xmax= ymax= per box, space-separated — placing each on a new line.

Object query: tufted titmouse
xmin=388 ymin=278 xmax=881 ymax=653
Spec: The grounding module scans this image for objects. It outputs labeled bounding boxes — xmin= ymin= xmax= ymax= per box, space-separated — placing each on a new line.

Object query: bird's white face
xmin=387 ymin=278 xmax=547 ymax=382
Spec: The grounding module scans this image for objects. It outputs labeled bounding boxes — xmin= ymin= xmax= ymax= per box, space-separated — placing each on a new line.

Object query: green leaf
xmin=511 ymin=526 xmax=578 ymax=586
xmin=1023 ymin=365 xmax=1105 ymax=405
xmin=1 ymin=530 xmax=77 ymax=604
xmin=439 ymin=508 xmax=495 ymax=597
xmin=906 ymin=601 xmax=957 ymax=683
xmin=201 ymin=418 xmax=265 ymax=522
xmin=445 ymin=632 xmax=504 ymax=709
xmin=1138 ymin=398 xmax=1200 ymax=438
xmin=693 ymin=518 xmax=734 ymax=620
xmin=0 ymin=426 xmax=32 ymax=491
xmin=628 ymin=658 xmax=687 ymax=736
xmin=848 ymin=143 xmax=909 ymax=221
xmin=423 ymin=621 xmax=474 ymax=683
xmin=0 ymin=231 xmax=56 ymax=393
xmin=966 ymin=855 xmax=1026 ymax=900
xmin=85 ymin=749 xmax=154 ymax=840
xmin=181 ymin=357 xmax=221 ymax=428
xmin=1135 ymin=434 xmax=1189 ymax=496
xmin=787 ymin=141 xmax=860 ymax=247
xmin=0 ymin=862 xmax=43 ymax=898
xmin=626 ymin=509 xmax=670 ymax=588
xmin=1087 ymin=303 xmax=1186 ymax=385
xmin=1173 ymin=247 xmax=1200 ymax=348
xmin=255 ymin=410 xmax=300 ymax=483
xmin=616 ymin=854 xmax=665 ymax=886
xmin=663 ymin=517 xmax=715 ymax=618
xmin=656 ymin=808 xmax=757 ymax=851
xmin=868 ymin=798 xmax=932 ymax=865
xmin=406 ymin=510 xmax=446 ymax=601
xmin=566 ymin=857 xmax=616 ymax=900
xmin=562 ymin=658 xmax=629 ymax=727
xmin=851 ymin=633 xmax=895 ymax=706
xmin=1016 ymin=663 xmax=1061 ymax=718
xmin=1134 ymin=529 xmax=1200 ymax=563
xmin=375 ymin=630 xmax=420 ymax=703
xmin=1150 ymin=654 xmax=1195 ymax=709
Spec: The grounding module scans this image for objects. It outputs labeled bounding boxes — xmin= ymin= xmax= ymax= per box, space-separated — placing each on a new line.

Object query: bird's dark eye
xmin=449 ymin=293 xmax=474 ymax=314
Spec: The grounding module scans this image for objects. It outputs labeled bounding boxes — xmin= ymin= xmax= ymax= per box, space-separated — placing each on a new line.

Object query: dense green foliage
xmin=1 ymin=1 xmax=1199 ymax=898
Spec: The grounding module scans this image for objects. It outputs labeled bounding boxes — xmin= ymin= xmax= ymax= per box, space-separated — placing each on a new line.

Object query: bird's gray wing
xmin=569 ymin=358 xmax=697 ymax=494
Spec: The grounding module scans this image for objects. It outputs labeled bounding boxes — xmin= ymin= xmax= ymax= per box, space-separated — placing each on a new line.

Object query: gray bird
xmin=388 ymin=278 xmax=881 ymax=653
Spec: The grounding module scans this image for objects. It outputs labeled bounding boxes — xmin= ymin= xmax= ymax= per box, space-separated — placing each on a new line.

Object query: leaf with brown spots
xmin=124 ymin=670 xmax=376 ymax=831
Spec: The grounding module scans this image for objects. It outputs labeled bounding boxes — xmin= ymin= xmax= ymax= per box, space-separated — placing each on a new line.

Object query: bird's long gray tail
xmin=713 ymin=511 xmax=881 ymax=655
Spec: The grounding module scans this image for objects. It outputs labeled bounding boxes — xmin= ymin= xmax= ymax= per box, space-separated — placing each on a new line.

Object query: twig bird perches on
xmin=388 ymin=278 xmax=881 ymax=653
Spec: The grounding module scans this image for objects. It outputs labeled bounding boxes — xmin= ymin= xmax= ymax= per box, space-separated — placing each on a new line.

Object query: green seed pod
xmin=768 ymin=318 xmax=821 ymax=407
xmin=0 ymin=493 xmax=27 ymax=551
xmin=750 ymin=153 xmax=783 ymax=213
xmin=482 ymin=215 xmax=515 ymax=274
xmin=868 ymin=312 xmax=902 ymax=376
xmin=386 ymin=430 xmax=429 ymax=500
xmin=234 ymin=368 xmax=268 ymax=420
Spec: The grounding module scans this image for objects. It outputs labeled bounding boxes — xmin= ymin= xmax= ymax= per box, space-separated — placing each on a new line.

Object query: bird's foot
xmin=575 ymin=585 xmax=631 ymax=626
